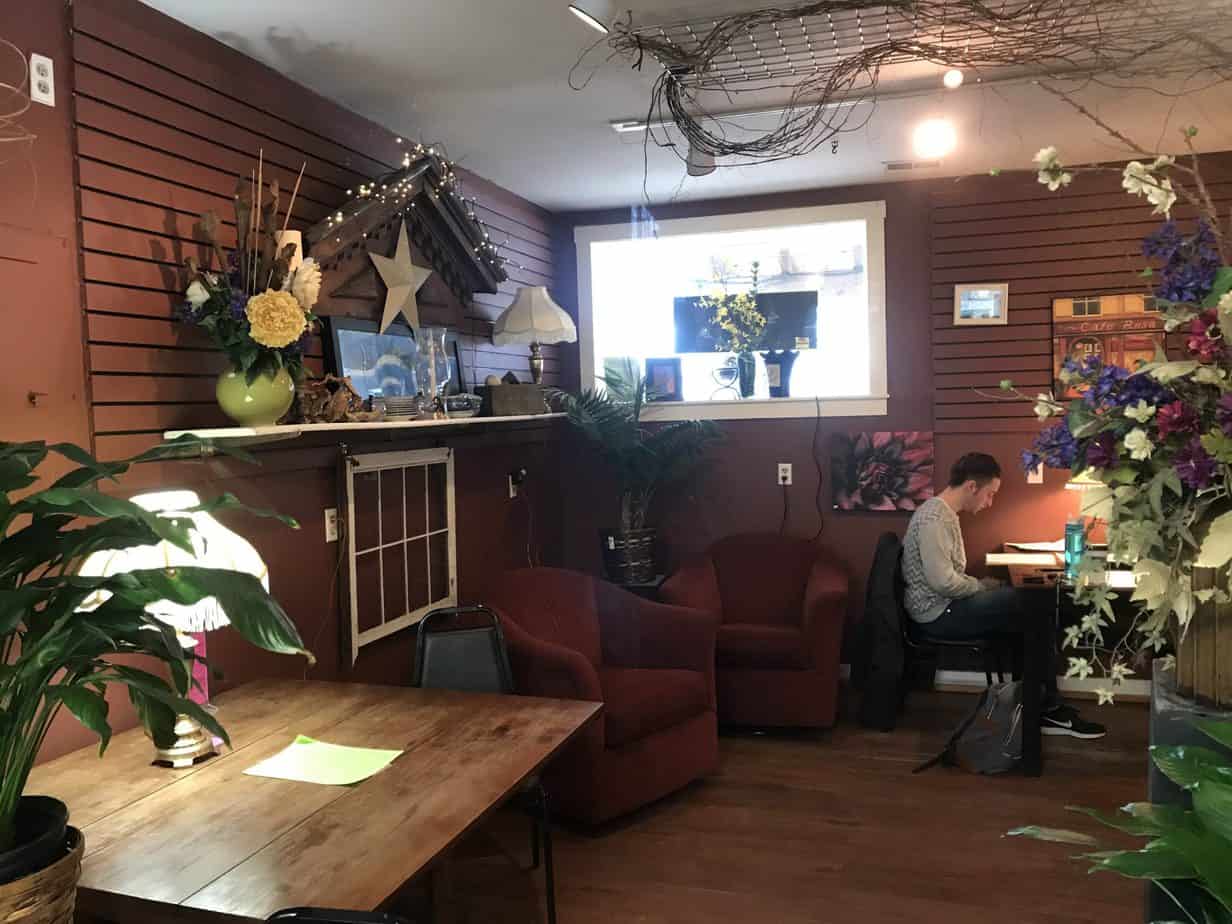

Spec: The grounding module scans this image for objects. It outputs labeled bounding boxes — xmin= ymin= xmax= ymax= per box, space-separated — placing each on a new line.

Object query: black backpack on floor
xmin=914 ymin=681 xmax=1023 ymax=775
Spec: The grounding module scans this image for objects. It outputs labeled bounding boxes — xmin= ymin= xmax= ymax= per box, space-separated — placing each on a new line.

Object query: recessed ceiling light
xmin=943 ymin=68 xmax=964 ymax=89
xmin=569 ymin=0 xmax=612 ymax=34
xmin=912 ymin=118 xmax=957 ymax=159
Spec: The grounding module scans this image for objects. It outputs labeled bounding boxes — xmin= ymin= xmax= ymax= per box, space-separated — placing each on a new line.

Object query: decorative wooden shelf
xmin=164 ymin=413 xmax=565 ymax=448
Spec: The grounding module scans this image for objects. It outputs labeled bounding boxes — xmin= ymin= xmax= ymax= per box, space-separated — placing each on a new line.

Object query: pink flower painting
xmin=831 ymin=431 xmax=936 ymax=512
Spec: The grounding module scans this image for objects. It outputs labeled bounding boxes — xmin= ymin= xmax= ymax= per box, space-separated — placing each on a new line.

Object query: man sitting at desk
xmin=902 ymin=452 xmax=1105 ymax=739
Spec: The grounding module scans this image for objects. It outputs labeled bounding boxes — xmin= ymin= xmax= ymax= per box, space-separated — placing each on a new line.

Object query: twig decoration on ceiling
xmin=573 ymin=0 xmax=1232 ymax=177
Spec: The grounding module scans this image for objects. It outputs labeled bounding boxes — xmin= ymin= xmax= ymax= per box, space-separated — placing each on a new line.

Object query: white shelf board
xmin=165 ymin=413 xmax=564 ymax=445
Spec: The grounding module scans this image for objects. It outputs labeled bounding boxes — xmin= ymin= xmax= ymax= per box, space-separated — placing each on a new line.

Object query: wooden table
xmin=27 ymin=679 xmax=600 ymax=923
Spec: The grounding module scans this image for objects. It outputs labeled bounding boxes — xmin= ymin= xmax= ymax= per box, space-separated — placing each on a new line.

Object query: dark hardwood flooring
xmin=449 ymin=691 xmax=1150 ymax=923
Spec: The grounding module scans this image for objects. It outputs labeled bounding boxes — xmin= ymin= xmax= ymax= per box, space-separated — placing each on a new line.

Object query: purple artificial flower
xmin=1155 ymin=400 xmax=1200 ymax=439
xmin=1085 ymin=431 xmax=1118 ymax=469
xmin=1143 ymin=220 xmax=1221 ymax=304
xmin=1114 ymin=373 xmax=1173 ymax=409
xmin=1219 ymin=393 xmax=1232 ymax=437
xmin=1187 ymin=309 xmax=1226 ymax=363
xmin=1084 ymin=363 xmax=1130 ymax=408
xmin=1023 ymin=421 xmax=1079 ymax=472
xmin=1174 ymin=438 xmax=1217 ymax=490
xmin=174 ymin=299 xmax=201 ymax=323
xmin=229 ymin=291 xmax=248 ymax=320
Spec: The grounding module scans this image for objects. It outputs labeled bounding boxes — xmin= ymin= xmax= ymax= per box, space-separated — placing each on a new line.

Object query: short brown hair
xmin=948 ymin=452 xmax=1001 ymax=488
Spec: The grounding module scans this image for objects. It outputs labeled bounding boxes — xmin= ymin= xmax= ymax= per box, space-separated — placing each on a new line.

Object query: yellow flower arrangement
xmin=245 ymin=289 xmax=307 ymax=348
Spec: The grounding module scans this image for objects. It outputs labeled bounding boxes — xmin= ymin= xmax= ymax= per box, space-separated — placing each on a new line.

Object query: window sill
xmin=639 ymin=395 xmax=888 ymax=421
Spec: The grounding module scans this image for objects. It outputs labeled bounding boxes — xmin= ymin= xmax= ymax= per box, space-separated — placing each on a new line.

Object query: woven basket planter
xmin=599 ymin=528 xmax=657 ymax=584
xmin=0 ymin=828 xmax=83 ymax=924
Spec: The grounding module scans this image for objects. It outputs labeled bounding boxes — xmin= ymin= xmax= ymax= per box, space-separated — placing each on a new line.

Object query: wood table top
xmin=28 ymin=679 xmax=600 ymax=922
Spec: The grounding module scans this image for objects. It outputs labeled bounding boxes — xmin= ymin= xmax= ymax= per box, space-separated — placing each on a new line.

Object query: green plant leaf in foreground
xmin=1006 ymin=826 xmax=1100 ymax=847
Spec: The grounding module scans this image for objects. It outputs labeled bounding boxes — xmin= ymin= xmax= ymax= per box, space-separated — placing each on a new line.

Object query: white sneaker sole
xmin=1041 ymin=724 xmax=1106 ymax=739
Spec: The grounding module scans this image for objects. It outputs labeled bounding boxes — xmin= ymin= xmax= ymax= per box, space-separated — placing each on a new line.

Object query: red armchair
xmin=483 ymin=567 xmax=719 ymax=824
xmin=661 ymin=533 xmax=849 ymax=728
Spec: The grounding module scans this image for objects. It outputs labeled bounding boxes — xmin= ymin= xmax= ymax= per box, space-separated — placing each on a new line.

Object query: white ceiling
xmin=144 ymin=0 xmax=1232 ymax=212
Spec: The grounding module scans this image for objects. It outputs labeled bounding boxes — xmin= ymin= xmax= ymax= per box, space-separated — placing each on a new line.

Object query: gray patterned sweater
xmin=901 ymin=496 xmax=981 ymax=623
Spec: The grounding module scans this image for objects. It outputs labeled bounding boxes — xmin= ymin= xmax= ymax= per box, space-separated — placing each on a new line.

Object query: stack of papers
xmin=1006 ymin=540 xmax=1065 ymax=552
xmin=244 ymin=735 xmax=403 ymax=786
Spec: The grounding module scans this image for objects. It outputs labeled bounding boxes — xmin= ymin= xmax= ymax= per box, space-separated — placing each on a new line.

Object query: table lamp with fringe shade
xmin=77 ymin=490 xmax=269 ymax=767
xmin=492 ymin=286 xmax=577 ymax=385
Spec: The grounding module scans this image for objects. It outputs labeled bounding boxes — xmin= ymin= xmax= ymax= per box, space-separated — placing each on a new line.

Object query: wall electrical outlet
xmin=777 ymin=462 xmax=793 ymax=485
xmin=324 ymin=507 xmax=339 ymax=542
xmin=508 ymin=467 xmax=528 ymax=499
xmin=29 ymin=54 xmax=54 ymax=107
xmin=1027 ymin=465 xmax=1044 ymax=485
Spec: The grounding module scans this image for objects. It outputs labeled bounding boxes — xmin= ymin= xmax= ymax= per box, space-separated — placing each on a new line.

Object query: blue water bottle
xmin=1064 ymin=516 xmax=1086 ymax=582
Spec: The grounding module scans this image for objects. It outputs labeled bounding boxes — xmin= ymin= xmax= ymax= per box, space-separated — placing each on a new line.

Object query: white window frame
xmin=574 ymin=201 xmax=889 ymax=421
xmin=344 ymin=447 xmax=457 ymax=665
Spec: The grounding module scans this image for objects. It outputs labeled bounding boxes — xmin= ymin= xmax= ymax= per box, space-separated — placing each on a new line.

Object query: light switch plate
xmin=29 ymin=53 xmax=54 ymax=107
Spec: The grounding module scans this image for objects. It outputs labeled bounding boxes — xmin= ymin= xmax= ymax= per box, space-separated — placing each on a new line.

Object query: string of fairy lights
xmin=307 ymin=137 xmax=527 ymax=280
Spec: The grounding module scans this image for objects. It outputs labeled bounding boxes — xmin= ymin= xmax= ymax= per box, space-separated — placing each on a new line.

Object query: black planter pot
xmin=1145 ymin=662 xmax=1232 ymax=922
xmin=0 ymin=796 xmax=69 ymax=885
xmin=760 ymin=350 xmax=798 ymax=398
xmin=599 ymin=528 xmax=656 ymax=584
xmin=736 ymin=353 xmax=756 ymax=399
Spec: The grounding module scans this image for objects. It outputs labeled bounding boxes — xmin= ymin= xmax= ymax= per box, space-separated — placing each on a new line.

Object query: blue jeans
xmin=919 ymin=585 xmax=1059 ymax=710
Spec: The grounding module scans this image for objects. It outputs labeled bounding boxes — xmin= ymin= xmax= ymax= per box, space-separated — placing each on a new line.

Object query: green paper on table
xmin=244 ymin=735 xmax=403 ymax=786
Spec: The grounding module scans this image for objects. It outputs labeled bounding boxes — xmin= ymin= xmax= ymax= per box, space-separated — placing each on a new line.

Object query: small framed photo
xmin=953 ymin=283 xmax=1009 ymax=326
xmin=645 ymin=357 xmax=683 ymax=402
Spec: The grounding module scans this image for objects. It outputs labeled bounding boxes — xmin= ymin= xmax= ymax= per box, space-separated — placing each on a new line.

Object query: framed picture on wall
xmin=645 ymin=357 xmax=684 ymax=401
xmin=324 ymin=317 xmax=467 ymax=398
xmin=953 ymin=283 xmax=1009 ymax=326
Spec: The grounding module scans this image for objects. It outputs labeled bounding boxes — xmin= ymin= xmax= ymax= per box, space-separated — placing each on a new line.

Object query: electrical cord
xmin=811 ymin=395 xmax=826 ymax=540
xmin=778 ymin=480 xmax=790 ymax=535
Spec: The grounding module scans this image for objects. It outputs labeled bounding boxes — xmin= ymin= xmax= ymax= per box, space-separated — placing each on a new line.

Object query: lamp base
xmin=152 ymin=713 xmax=218 ymax=769
xmin=528 ymin=342 xmax=544 ymax=386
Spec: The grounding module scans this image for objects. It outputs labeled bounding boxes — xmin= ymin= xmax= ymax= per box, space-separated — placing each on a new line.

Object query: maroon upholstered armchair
xmin=483 ymin=567 xmax=719 ymax=824
xmin=661 ymin=533 xmax=849 ymax=728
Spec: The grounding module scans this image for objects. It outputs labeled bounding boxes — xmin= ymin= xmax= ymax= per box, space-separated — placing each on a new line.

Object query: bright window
xmin=574 ymin=202 xmax=887 ymax=420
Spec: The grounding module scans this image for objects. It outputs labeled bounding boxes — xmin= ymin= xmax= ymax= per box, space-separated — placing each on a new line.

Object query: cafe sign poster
xmin=1052 ymin=293 xmax=1166 ymax=398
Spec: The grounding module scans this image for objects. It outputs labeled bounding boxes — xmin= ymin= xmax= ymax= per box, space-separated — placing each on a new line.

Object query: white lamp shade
xmin=77 ymin=490 xmax=269 ymax=634
xmin=569 ymin=0 xmax=613 ymax=33
xmin=492 ymin=286 xmax=578 ymax=346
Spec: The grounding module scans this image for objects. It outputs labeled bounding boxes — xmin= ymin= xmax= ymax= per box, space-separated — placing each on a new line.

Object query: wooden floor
xmin=448 ymin=691 xmax=1150 ymax=924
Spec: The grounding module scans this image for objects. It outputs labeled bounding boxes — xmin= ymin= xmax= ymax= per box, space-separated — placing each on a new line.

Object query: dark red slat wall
xmin=929 ymin=164 xmax=1232 ymax=435
xmin=71 ymin=0 xmax=561 ymax=457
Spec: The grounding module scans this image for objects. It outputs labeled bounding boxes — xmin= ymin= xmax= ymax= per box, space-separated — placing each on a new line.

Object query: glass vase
xmin=415 ymin=326 xmax=452 ymax=400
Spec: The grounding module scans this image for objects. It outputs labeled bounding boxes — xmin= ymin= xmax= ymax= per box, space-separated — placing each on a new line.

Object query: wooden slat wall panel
xmin=929 ymin=161 xmax=1232 ymax=434
xmin=72 ymin=0 xmax=561 ymax=454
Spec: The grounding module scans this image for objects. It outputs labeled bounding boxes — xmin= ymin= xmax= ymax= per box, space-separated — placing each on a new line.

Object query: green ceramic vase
xmin=215 ymin=366 xmax=295 ymax=427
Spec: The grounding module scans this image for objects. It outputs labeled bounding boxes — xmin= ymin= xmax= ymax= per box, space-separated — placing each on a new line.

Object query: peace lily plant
xmin=1004 ymin=126 xmax=1232 ymax=701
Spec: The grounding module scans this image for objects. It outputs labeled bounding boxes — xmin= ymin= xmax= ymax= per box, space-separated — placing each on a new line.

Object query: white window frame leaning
xmin=573 ymin=200 xmax=889 ymax=421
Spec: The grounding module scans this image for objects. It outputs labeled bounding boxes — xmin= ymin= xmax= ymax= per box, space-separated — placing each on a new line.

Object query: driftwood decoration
xmin=304 ymin=154 xmax=506 ymax=307
xmin=293 ymin=374 xmax=381 ymax=423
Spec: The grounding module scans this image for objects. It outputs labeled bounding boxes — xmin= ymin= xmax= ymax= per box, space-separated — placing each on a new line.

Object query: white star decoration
xmin=369 ymin=221 xmax=433 ymax=332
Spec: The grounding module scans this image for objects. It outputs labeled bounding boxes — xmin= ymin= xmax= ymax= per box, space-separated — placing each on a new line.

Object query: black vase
xmin=760 ymin=350 xmax=799 ymax=398
xmin=1145 ymin=662 xmax=1232 ymax=921
xmin=0 ymin=795 xmax=68 ymax=884
xmin=736 ymin=353 xmax=756 ymax=399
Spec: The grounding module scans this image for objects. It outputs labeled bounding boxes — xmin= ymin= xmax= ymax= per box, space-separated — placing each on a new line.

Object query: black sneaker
xmin=1041 ymin=705 xmax=1106 ymax=739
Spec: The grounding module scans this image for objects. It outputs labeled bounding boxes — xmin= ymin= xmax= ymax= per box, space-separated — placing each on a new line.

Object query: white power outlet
xmin=1027 ymin=465 xmax=1044 ymax=485
xmin=29 ymin=54 xmax=54 ymax=107
xmin=777 ymin=462 xmax=793 ymax=485
xmin=324 ymin=507 xmax=339 ymax=542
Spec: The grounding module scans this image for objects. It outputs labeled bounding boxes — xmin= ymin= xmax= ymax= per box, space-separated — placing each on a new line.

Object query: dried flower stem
xmin=267 ymin=161 xmax=307 ymax=290
xmin=253 ymin=150 xmax=264 ymax=295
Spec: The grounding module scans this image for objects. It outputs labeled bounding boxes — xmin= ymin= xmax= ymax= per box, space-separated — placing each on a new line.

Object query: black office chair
xmin=267 ymin=910 xmax=410 ymax=923
xmin=412 ymin=606 xmax=557 ymax=924
xmin=894 ymin=551 xmax=1011 ymax=697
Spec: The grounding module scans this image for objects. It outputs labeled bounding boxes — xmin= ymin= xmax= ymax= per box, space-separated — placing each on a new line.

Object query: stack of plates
xmin=384 ymin=396 xmax=422 ymax=419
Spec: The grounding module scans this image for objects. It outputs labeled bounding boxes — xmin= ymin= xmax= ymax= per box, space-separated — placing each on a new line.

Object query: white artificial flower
xmin=1033 ymin=146 xmax=1061 ymax=170
xmin=1066 ymin=657 xmax=1094 ymax=680
xmin=1038 ymin=170 xmax=1072 ymax=192
xmin=1122 ymin=161 xmax=1150 ymax=195
xmin=1079 ymin=611 xmax=1106 ymax=636
xmin=1110 ymin=661 xmax=1133 ymax=685
xmin=1158 ymin=653 xmax=1177 ymax=671
xmin=1145 ymin=177 xmax=1177 ymax=215
xmin=1124 ymin=400 xmax=1156 ymax=423
xmin=289 ymin=258 xmax=322 ymax=311
xmin=1062 ymin=625 xmax=1083 ymax=650
xmin=1034 ymin=393 xmax=1058 ymax=420
xmin=1124 ymin=427 xmax=1155 ymax=461
xmin=1095 ymin=687 xmax=1116 ymax=705
xmin=1195 ymin=366 xmax=1227 ymax=385
xmin=186 ymin=280 xmax=211 ymax=308
xmin=1152 ymin=154 xmax=1175 ymax=171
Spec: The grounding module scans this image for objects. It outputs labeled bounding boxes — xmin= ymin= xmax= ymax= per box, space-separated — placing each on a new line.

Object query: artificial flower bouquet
xmin=1010 ymin=129 xmax=1232 ymax=696
xmin=179 ymin=170 xmax=321 ymax=384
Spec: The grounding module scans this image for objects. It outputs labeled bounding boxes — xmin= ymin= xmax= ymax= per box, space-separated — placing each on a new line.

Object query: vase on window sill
xmin=736 ymin=352 xmax=756 ymax=398
xmin=761 ymin=350 xmax=798 ymax=398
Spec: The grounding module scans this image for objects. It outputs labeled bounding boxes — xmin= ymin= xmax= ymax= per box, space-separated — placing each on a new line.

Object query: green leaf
xmin=1067 ymin=804 xmax=1192 ymax=837
xmin=1196 ymin=511 xmax=1232 ymax=568
xmin=0 ymin=586 xmax=50 ymax=635
xmin=110 ymin=665 xmax=228 ymax=749
xmin=13 ymin=489 xmax=195 ymax=555
xmin=1151 ymin=745 xmax=1232 ymax=790
xmin=1193 ymin=781 xmax=1232 ymax=843
xmin=1006 ymin=825 xmax=1100 ymax=846
xmin=1195 ymin=720 xmax=1232 ymax=752
xmin=49 ymin=686 xmax=112 ymax=755
xmin=1157 ymin=828 xmax=1232 ymax=912
xmin=0 ymin=442 xmax=47 ymax=493
xmin=189 ymin=493 xmax=299 ymax=529
xmin=1202 ymin=267 xmax=1232 ymax=309
xmin=1090 ymin=842 xmax=1198 ymax=880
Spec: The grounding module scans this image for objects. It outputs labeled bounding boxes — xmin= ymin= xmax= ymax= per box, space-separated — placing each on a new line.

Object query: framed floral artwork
xmin=830 ymin=431 xmax=935 ymax=512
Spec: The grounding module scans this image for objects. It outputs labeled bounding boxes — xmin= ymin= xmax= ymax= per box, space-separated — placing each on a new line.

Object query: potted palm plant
xmin=0 ymin=436 xmax=311 ymax=922
xmin=552 ymin=368 xmax=720 ymax=582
